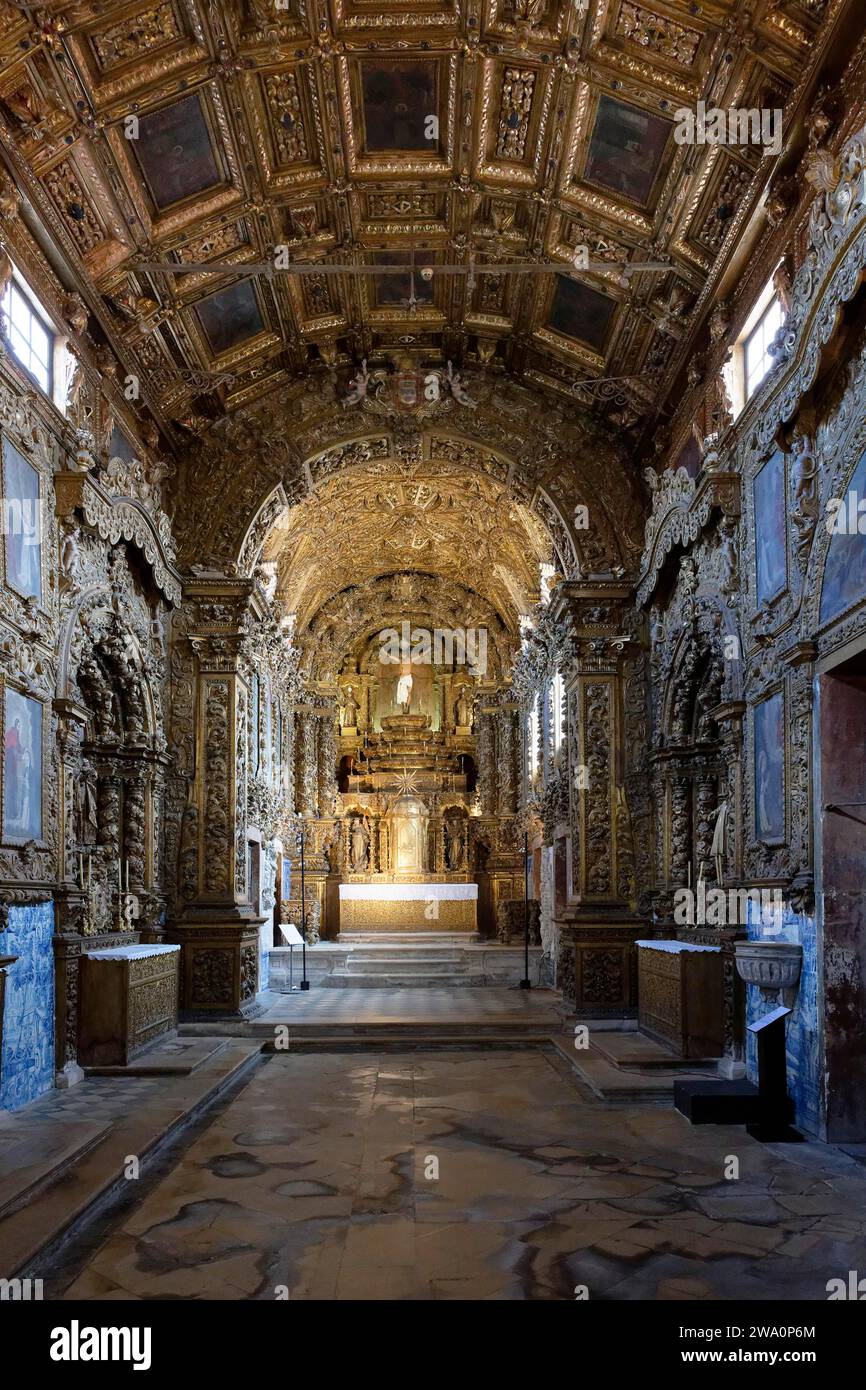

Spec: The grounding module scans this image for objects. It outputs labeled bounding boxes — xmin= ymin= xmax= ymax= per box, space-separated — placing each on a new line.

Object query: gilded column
xmin=296 ymin=707 xmax=318 ymax=817
xmin=316 ymin=704 xmax=337 ymax=818
xmin=496 ymin=704 xmax=518 ymax=815
xmin=476 ymin=705 xmax=497 ymax=817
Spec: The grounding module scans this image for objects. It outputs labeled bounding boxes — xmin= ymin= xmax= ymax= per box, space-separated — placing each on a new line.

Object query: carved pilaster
xmin=165 ymin=578 xmax=264 ymax=1019
xmin=552 ymin=579 xmax=636 ymax=910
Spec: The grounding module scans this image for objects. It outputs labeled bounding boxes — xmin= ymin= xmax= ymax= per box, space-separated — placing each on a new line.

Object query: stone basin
xmin=735 ymin=940 xmax=802 ymax=1003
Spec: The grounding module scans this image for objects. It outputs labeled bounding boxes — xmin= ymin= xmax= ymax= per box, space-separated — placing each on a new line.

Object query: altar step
xmin=268 ymin=936 xmax=546 ymax=989
xmin=550 ymin=1029 xmax=724 ymax=1104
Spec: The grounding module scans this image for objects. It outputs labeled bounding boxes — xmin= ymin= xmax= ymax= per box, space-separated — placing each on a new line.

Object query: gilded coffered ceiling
xmin=0 ymin=0 xmax=843 ymax=462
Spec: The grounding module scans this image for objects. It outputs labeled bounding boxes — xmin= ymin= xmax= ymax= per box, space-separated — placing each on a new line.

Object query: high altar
xmin=337 ymin=713 xmax=477 ymax=931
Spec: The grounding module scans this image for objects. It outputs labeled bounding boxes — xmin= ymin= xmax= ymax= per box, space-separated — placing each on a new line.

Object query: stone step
xmin=548 ymin=1038 xmax=720 ymax=1104
xmin=344 ymin=956 xmax=467 ymax=971
xmin=341 ymin=950 xmax=469 ymax=961
xmin=325 ymin=971 xmax=482 ymax=988
xmin=263 ymin=1034 xmax=553 ymax=1052
xmin=591 ymin=1031 xmax=719 ymax=1071
xmin=0 ymin=1120 xmax=111 ymax=1224
xmin=238 ymin=1015 xmax=556 ymax=1038
xmin=339 ymin=932 xmax=476 ymax=943
xmin=0 ymin=1041 xmax=262 ymax=1277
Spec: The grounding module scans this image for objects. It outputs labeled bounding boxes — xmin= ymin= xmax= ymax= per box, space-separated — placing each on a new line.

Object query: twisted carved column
xmin=496 ymin=706 xmax=518 ymax=815
xmin=669 ymin=775 xmax=691 ymax=885
xmin=123 ymin=773 xmax=147 ymax=890
xmin=316 ymin=707 xmax=337 ymax=817
xmin=695 ymin=774 xmax=718 ymax=877
xmin=296 ymin=709 xmax=318 ymax=817
xmin=475 ymin=706 xmax=497 ymax=817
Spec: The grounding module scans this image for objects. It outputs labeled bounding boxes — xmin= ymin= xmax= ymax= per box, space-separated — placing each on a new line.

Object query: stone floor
xmin=255 ymin=985 xmax=560 ymax=1023
xmin=46 ymin=1047 xmax=866 ymax=1301
xmin=179 ymin=987 xmax=565 ymax=1042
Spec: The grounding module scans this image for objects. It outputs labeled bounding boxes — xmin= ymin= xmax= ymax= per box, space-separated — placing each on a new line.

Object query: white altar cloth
xmin=635 ymin=939 xmax=721 ymax=954
xmin=339 ymin=882 xmax=477 ymax=901
xmin=83 ymin=944 xmax=181 ymax=961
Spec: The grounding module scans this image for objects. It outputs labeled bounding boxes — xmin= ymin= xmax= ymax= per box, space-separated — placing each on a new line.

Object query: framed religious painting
xmin=753 ymin=688 xmax=785 ymax=844
xmin=819 ymin=443 xmax=866 ymax=626
xmin=2 ymin=433 xmax=43 ymax=604
xmin=582 ymin=94 xmax=672 ymax=208
xmin=753 ymin=449 xmax=787 ymax=607
xmin=2 ymin=682 xmax=45 ymax=844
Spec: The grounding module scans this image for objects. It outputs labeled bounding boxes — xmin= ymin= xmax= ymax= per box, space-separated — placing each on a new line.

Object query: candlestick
xmin=87 ymin=854 xmax=92 ymax=888
xmin=125 ymin=860 xmax=130 ymax=892
xmin=118 ymin=858 xmax=122 ymax=892
xmin=79 ymin=852 xmax=84 ymax=890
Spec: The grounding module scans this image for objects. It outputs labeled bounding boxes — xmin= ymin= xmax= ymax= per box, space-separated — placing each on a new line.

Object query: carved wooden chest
xmin=637 ymin=941 xmax=724 ymax=1058
xmin=78 ymin=944 xmax=180 ymax=1067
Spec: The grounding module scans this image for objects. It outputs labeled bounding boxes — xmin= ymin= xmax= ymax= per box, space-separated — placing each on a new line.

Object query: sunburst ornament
xmin=394 ymin=766 xmax=420 ymax=797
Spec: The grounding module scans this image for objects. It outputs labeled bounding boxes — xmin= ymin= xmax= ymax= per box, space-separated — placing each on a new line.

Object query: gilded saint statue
xmin=349 ymin=815 xmax=370 ymax=872
xmin=75 ymin=762 xmax=98 ymax=845
xmin=454 ymin=687 xmax=472 ymax=728
xmin=445 ymin=815 xmax=465 ymax=871
xmin=341 ymin=685 xmax=359 ymax=728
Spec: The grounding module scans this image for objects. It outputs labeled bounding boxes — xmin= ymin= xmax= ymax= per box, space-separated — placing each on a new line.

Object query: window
xmin=552 ymin=673 xmax=564 ymax=752
xmin=539 ymin=561 xmax=555 ymax=605
xmin=2 ymin=278 xmax=53 ymax=395
xmin=726 ymin=272 xmax=785 ymax=420
xmin=528 ymin=695 xmax=539 ymax=783
xmin=744 ymin=295 xmax=782 ymax=400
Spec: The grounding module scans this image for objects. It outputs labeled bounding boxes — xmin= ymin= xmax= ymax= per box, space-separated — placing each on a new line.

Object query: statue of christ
xmin=396 ymin=672 xmax=413 ymax=713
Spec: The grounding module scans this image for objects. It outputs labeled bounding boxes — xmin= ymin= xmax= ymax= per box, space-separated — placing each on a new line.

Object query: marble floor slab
xmin=51 ymin=1048 xmax=866 ymax=1301
xmin=254 ymin=986 xmax=561 ymax=1024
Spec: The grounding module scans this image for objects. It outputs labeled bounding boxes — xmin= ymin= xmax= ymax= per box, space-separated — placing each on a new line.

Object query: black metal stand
xmin=746 ymin=1006 xmax=800 ymax=1141
xmin=299 ymin=822 xmax=310 ymax=990
xmin=675 ymin=1004 xmax=801 ymax=1138
xmin=519 ymin=831 xmax=531 ymax=989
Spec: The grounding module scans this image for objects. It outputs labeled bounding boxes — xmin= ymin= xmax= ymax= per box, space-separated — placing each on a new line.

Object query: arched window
xmin=552 ymin=672 xmax=564 ymax=753
xmin=528 ymin=694 xmax=540 ymax=782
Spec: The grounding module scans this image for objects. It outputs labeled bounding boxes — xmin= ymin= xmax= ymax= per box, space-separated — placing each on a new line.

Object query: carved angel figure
xmin=445 ymin=360 xmax=476 ymax=409
xmin=73 ymin=427 xmax=97 ymax=473
xmin=343 ymin=359 xmax=370 ymax=408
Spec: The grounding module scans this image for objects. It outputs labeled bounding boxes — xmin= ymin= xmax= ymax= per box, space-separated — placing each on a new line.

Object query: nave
xmin=2 ymin=0 xmax=866 ymax=1332
xmin=15 ymin=1045 xmax=866 ymax=1303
